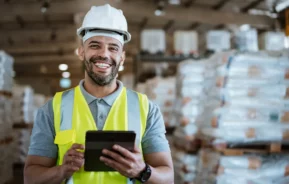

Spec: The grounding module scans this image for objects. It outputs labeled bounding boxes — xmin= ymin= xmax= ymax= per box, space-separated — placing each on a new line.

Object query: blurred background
xmin=1 ymin=0 xmax=289 ymax=183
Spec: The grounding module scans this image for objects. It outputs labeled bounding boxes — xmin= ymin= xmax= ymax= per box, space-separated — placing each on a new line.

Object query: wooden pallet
xmin=0 ymin=91 xmax=12 ymax=98
xmin=13 ymin=123 xmax=33 ymax=129
xmin=214 ymin=142 xmax=289 ymax=156
xmin=0 ymin=136 xmax=13 ymax=145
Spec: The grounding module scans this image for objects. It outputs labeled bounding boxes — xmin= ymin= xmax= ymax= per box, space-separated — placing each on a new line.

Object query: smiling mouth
xmin=94 ymin=62 xmax=112 ymax=69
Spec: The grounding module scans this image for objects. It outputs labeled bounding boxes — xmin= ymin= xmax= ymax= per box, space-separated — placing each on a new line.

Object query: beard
xmin=84 ymin=55 xmax=120 ymax=86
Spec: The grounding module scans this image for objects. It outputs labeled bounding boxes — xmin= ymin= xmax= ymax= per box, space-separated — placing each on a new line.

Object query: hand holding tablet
xmin=84 ymin=131 xmax=137 ymax=172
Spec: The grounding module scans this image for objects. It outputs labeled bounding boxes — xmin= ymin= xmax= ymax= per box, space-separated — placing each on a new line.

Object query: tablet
xmin=84 ymin=130 xmax=136 ymax=172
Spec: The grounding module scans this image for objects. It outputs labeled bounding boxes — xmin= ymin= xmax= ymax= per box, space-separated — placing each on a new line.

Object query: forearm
xmin=146 ymin=166 xmax=174 ymax=184
xmin=24 ymin=165 xmax=65 ymax=184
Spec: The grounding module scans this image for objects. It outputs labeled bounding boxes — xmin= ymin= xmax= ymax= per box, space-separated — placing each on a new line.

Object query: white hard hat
xmin=77 ymin=4 xmax=131 ymax=43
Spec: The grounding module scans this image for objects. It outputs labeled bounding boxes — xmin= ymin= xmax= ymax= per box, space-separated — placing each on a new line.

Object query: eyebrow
xmin=108 ymin=43 xmax=120 ymax=48
xmin=88 ymin=41 xmax=101 ymax=45
xmin=88 ymin=41 xmax=120 ymax=48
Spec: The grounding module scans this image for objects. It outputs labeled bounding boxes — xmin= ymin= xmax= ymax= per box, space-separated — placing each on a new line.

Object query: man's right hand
xmin=60 ymin=143 xmax=85 ymax=179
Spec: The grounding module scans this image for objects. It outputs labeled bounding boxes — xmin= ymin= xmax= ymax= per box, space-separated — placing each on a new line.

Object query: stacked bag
xmin=12 ymin=85 xmax=34 ymax=124
xmin=172 ymin=54 xmax=223 ymax=151
xmin=12 ymin=93 xmax=47 ymax=163
xmin=172 ymin=147 xmax=198 ymax=184
xmin=196 ymin=149 xmax=289 ymax=184
xmin=196 ymin=51 xmax=289 ymax=183
xmin=0 ymin=51 xmax=14 ymax=92
xmin=170 ymin=54 xmax=223 ymax=183
xmin=199 ymin=51 xmax=289 ymax=144
xmin=0 ymin=51 xmax=14 ymax=184
xmin=137 ymin=77 xmax=176 ymax=127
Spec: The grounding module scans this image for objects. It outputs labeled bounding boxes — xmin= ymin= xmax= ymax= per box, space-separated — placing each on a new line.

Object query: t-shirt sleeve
xmin=141 ymin=101 xmax=170 ymax=154
xmin=28 ymin=99 xmax=57 ymax=158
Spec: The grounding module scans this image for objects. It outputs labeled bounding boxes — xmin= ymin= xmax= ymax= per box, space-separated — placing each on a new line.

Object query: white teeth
xmin=95 ymin=63 xmax=110 ymax=68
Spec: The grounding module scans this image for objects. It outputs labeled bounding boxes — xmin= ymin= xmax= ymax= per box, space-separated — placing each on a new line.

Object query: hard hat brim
xmin=77 ymin=27 xmax=131 ymax=43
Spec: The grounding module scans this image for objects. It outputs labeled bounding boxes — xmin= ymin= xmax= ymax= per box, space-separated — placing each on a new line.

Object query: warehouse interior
xmin=1 ymin=0 xmax=289 ymax=183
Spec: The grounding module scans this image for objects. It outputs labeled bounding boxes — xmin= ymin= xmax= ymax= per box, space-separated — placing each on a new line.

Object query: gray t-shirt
xmin=28 ymin=80 xmax=170 ymax=158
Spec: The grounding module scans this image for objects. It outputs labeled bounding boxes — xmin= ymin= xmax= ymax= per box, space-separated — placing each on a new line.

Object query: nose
xmin=97 ymin=47 xmax=109 ymax=59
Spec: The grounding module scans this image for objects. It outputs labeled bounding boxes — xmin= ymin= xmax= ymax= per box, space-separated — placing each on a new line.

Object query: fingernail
xmin=102 ymin=150 xmax=107 ymax=154
xmin=100 ymin=156 xmax=103 ymax=161
xmin=113 ymin=145 xmax=118 ymax=149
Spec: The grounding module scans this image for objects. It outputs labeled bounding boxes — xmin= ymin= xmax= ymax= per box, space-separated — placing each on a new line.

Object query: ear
xmin=120 ymin=50 xmax=126 ymax=66
xmin=78 ymin=44 xmax=85 ymax=61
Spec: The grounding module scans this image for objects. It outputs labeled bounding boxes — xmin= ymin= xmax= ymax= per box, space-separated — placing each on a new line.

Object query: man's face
xmin=79 ymin=36 xmax=125 ymax=86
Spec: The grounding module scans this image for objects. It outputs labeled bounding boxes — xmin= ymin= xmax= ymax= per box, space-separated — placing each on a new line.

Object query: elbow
xmin=164 ymin=166 xmax=174 ymax=184
xmin=24 ymin=164 xmax=33 ymax=184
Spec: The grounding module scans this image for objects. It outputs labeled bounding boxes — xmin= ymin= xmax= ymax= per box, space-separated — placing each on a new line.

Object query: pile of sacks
xmin=198 ymin=51 xmax=289 ymax=145
xmin=12 ymin=93 xmax=46 ymax=163
xmin=0 ymin=51 xmax=14 ymax=184
xmin=172 ymin=147 xmax=197 ymax=184
xmin=196 ymin=149 xmax=289 ymax=184
xmin=172 ymin=53 xmax=224 ymax=151
xmin=12 ymin=85 xmax=34 ymax=124
xmin=0 ymin=51 xmax=14 ymax=92
xmin=136 ymin=77 xmax=176 ymax=127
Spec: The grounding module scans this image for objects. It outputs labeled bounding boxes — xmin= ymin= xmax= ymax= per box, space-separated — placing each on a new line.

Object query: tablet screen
xmin=84 ymin=130 xmax=136 ymax=172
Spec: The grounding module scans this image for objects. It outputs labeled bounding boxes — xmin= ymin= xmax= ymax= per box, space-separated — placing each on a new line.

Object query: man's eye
xmin=90 ymin=45 xmax=99 ymax=49
xmin=110 ymin=47 xmax=118 ymax=51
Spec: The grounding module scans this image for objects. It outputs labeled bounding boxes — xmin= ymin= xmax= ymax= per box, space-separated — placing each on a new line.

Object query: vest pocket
xmin=54 ymin=129 xmax=76 ymax=165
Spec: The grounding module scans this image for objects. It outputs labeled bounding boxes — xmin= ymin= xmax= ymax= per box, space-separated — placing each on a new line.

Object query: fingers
xmin=64 ymin=156 xmax=84 ymax=168
xmin=112 ymin=145 xmax=136 ymax=161
xmin=102 ymin=149 xmax=134 ymax=168
xmin=67 ymin=149 xmax=84 ymax=159
xmin=71 ymin=143 xmax=85 ymax=150
xmin=100 ymin=156 xmax=129 ymax=173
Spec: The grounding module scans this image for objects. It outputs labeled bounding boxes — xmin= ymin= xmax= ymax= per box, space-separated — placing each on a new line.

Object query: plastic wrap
xmin=0 ymin=51 xmax=15 ymax=92
xmin=12 ymin=85 xmax=35 ymax=123
xmin=260 ymin=32 xmax=285 ymax=51
xmin=174 ymin=31 xmax=198 ymax=55
xmin=206 ymin=30 xmax=231 ymax=52
xmin=235 ymin=29 xmax=258 ymax=52
xmin=141 ymin=29 xmax=166 ymax=54
xmin=172 ymin=148 xmax=197 ymax=184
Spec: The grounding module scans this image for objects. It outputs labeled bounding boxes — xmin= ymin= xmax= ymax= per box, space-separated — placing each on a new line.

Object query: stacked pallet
xmin=172 ymin=147 xmax=197 ymax=184
xmin=12 ymin=85 xmax=34 ymax=124
xmin=171 ymin=54 xmax=225 ymax=183
xmin=197 ymin=51 xmax=289 ymax=183
xmin=0 ymin=51 xmax=14 ymax=184
xmin=197 ymin=149 xmax=289 ymax=184
xmin=137 ymin=77 xmax=176 ymax=127
xmin=12 ymin=85 xmax=35 ymax=164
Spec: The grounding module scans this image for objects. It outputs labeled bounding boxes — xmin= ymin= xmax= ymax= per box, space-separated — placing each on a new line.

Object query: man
xmin=24 ymin=4 xmax=174 ymax=184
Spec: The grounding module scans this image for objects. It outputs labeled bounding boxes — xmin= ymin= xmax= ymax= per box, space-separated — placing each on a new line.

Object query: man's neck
xmin=83 ymin=77 xmax=118 ymax=98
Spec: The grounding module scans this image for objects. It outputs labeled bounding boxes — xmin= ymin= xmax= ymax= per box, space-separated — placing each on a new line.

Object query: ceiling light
xmin=41 ymin=1 xmax=50 ymax=13
xmin=240 ymin=24 xmax=251 ymax=31
xmin=40 ymin=65 xmax=47 ymax=74
xmin=58 ymin=64 xmax=68 ymax=71
xmin=169 ymin=0 xmax=180 ymax=5
xmin=119 ymin=65 xmax=124 ymax=71
xmin=62 ymin=72 xmax=71 ymax=78
xmin=155 ymin=9 xmax=165 ymax=16
xmin=248 ymin=9 xmax=278 ymax=18
xmin=285 ymin=36 xmax=289 ymax=49
xmin=60 ymin=78 xmax=71 ymax=88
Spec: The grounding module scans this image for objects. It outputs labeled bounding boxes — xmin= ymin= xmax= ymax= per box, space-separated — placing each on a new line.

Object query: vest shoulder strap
xmin=52 ymin=88 xmax=75 ymax=133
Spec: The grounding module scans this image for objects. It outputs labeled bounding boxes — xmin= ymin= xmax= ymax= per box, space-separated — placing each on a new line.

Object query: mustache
xmin=89 ymin=56 xmax=115 ymax=65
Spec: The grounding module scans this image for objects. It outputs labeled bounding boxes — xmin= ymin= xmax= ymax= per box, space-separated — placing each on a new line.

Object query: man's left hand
xmin=100 ymin=145 xmax=145 ymax=178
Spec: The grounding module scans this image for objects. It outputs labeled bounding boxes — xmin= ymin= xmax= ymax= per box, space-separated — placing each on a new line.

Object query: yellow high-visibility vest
xmin=52 ymin=86 xmax=149 ymax=184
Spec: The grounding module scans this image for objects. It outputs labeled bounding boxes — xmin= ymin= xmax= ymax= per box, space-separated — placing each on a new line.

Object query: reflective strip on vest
xmin=53 ymin=86 xmax=149 ymax=184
